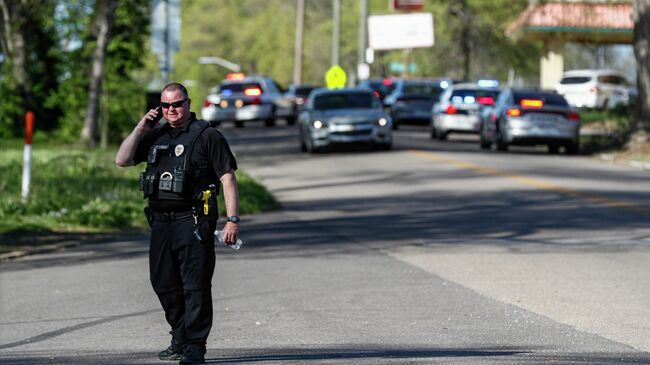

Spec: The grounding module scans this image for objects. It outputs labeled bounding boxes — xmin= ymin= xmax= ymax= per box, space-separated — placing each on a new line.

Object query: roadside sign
xmin=389 ymin=62 xmax=417 ymax=73
xmin=368 ymin=13 xmax=434 ymax=50
xmin=391 ymin=0 xmax=424 ymax=11
xmin=325 ymin=65 xmax=347 ymax=89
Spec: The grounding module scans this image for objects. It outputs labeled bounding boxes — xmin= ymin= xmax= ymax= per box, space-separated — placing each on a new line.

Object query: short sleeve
xmin=203 ymin=129 xmax=238 ymax=177
xmin=133 ymin=132 xmax=158 ymax=165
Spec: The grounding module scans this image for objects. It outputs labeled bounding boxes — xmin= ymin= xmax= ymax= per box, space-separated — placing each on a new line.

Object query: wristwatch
xmin=226 ymin=216 xmax=240 ymax=223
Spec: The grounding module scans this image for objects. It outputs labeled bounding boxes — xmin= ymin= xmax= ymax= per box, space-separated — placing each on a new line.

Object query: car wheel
xmin=496 ymin=122 xmax=508 ymax=151
xmin=286 ymin=116 xmax=296 ymax=126
xmin=565 ymin=141 xmax=579 ymax=155
xmin=600 ymin=98 xmax=609 ymax=110
xmin=304 ymin=133 xmax=318 ymax=154
xmin=234 ymin=121 xmax=244 ymax=128
xmin=377 ymin=140 xmax=392 ymax=151
xmin=430 ymin=127 xmax=437 ymax=140
xmin=300 ymin=130 xmax=307 ymax=152
xmin=496 ymin=133 xmax=508 ymax=151
xmin=548 ymin=144 xmax=560 ymax=154
xmin=264 ymin=107 xmax=276 ymax=127
xmin=437 ymin=130 xmax=448 ymax=141
xmin=479 ymin=125 xmax=491 ymax=149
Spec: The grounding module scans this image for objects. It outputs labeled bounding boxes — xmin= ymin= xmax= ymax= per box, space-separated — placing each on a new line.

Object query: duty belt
xmin=150 ymin=209 xmax=196 ymax=222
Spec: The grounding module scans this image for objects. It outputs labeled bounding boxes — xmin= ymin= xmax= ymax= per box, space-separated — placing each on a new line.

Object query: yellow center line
xmin=408 ymin=149 xmax=650 ymax=217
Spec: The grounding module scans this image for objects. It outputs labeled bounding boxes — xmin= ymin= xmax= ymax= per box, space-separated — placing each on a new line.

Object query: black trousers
xmin=149 ymin=214 xmax=216 ymax=352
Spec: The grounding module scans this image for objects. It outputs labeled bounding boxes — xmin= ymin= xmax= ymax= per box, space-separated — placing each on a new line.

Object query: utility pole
xmin=164 ymin=0 xmax=170 ymax=84
xmin=293 ymin=0 xmax=305 ymax=86
xmin=332 ymin=0 xmax=340 ymax=66
xmin=357 ymin=0 xmax=369 ymax=80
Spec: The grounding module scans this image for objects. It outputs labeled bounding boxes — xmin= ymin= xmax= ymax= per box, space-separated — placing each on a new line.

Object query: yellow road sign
xmin=325 ymin=65 xmax=347 ymax=89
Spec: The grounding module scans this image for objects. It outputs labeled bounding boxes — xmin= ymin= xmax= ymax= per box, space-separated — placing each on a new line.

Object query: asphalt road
xmin=1 ymin=122 xmax=649 ymax=364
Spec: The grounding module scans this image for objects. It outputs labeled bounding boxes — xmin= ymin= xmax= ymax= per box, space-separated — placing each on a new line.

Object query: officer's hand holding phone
xmin=139 ymin=105 xmax=162 ymax=131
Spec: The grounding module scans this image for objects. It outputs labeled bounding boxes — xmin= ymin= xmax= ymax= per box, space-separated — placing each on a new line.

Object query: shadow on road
xmin=2 ymin=346 xmax=649 ymax=364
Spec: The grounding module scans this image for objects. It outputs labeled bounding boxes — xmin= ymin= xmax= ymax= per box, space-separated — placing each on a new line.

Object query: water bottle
xmin=214 ymin=229 xmax=243 ymax=250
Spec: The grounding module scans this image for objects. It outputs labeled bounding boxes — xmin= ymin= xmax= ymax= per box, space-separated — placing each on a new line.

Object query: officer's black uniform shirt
xmin=133 ymin=113 xmax=237 ymax=212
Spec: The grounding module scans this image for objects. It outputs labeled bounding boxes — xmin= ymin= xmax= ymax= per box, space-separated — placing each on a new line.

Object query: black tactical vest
xmin=140 ymin=120 xmax=211 ymax=201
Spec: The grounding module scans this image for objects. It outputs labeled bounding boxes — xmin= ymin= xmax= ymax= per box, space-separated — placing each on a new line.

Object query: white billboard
xmin=368 ymin=13 xmax=434 ymax=50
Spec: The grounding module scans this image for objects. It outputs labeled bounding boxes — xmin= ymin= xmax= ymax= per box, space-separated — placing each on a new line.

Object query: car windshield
xmin=361 ymin=81 xmax=394 ymax=97
xmin=219 ymin=82 xmax=263 ymax=93
xmin=314 ymin=93 xmax=379 ymax=110
xmin=403 ymin=83 xmax=443 ymax=98
xmin=560 ymin=76 xmax=591 ymax=85
xmin=514 ymin=92 xmax=569 ymax=107
xmin=295 ymin=87 xmax=316 ymax=97
xmin=450 ymin=89 xmax=500 ymax=104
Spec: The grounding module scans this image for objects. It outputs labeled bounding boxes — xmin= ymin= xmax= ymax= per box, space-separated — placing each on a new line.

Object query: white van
xmin=555 ymin=69 xmax=633 ymax=109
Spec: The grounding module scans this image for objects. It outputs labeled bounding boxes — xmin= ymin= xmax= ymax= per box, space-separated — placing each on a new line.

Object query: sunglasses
xmin=160 ymin=99 xmax=187 ymax=109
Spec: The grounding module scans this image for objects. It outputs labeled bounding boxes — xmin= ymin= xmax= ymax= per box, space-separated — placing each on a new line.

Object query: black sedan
xmin=383 ymin=80 xmax=445 ymax=129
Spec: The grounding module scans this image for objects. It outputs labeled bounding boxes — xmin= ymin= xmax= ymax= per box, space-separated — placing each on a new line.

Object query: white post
xmin=21 ymin=111 xmax=34 ymax=203
xmin=21 ymin=145 xmax=32 ymax=202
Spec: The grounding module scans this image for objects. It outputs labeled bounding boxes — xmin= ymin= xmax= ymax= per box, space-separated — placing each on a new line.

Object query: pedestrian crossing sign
xmin=325 ymin=65 xmax=347 ymax=89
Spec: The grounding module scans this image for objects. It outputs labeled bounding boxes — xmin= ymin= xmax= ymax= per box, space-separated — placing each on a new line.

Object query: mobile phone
xmin=150 ymin=105 xmax=163 ymax=125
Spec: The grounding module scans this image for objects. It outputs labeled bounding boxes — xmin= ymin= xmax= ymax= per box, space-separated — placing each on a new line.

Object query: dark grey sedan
xmin=383 ymin=80 xmax=446 ymax=129
xmin=298 ymin=89 xmax=393 ymax=153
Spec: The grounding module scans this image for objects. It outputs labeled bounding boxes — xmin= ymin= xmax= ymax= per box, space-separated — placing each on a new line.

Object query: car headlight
xmin=313 ymin=120 xmax=324 ymax=129
xmin=378 ymin=117 xmax=388 ymax=127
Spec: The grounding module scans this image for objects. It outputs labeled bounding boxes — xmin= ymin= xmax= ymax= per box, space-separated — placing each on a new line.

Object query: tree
xmin=634 ymin=0 xmax=650 ymax=142
xmin=0 ymin=0 xmax=31 ymax=112
xmin=81 ymin=0 xmax=117 ymax=146
xmin=0 ymin=0 xmax=61 ymax=136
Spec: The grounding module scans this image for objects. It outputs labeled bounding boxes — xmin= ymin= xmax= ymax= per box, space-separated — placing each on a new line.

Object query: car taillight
xmin=445 ymin=105 xmax=458 ymax=114
xmin=568 ymin=111 xmax=580 ymax=121
xmin=520 ymin=99 xmax=543 ymax=108
xmin=203 ymin=99 xmax=211 ymax=107
xmin=490 ymin=114 xmax=498 ymax=122
xmin=374 ymin=91 xmax=380 ymax=98
xmin=506 ymin=108 xmax=521 ymax=117
xmin=589 ymin=86 xmax=599 ymax=94
xmin=478 ymin=97 xmax=494 ymax=105
xmin=383 ymin=78 xmax=393 ymax=86
xmin=244 ymin=88 xmax=262 ymax=96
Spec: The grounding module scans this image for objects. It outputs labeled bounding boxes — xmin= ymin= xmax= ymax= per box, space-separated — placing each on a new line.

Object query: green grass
xmin=578 ymin=104 xmax=635 ymax=154
xmin=0 ymin=144 xmax=278 ymax=236
xmin=579 ymin=104 xmax=634 ymax=129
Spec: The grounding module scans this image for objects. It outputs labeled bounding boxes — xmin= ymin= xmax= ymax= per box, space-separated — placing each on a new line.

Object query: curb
xmin=0 ymin=241 xmax=81 ymax=262
xmin=597 ymin=153 xmax=650 ymax=171
xmin=0 ymin=230 xmax=148 ymax=263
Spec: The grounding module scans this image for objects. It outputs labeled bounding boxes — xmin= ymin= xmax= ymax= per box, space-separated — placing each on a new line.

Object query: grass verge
xmin=0 ymin=144 xmax=278 ymax=251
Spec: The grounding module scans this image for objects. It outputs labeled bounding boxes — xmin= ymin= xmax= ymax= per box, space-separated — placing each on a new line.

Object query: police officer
xmin=116 ymin=83 xmax=240 ymax=364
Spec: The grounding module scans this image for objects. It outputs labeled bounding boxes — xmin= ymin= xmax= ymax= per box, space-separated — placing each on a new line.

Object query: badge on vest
xmin=174 ymin=144 xmax=185 ymax=157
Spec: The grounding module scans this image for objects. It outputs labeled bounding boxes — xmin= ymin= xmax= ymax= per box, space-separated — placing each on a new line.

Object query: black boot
xmin=179 ymin=347 xmax=205 ymax=364
xmin=158 ymin=345 xmax=182 ymax=361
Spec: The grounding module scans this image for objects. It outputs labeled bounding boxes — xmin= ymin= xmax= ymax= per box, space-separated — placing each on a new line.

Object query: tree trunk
xmin=459 ymin=0 xmax=471 ymax=82
xmin=0 ymin=0 xmax=34 ymax=113
xmin=633 ymin=0 xmax=650 ymax=143
xmin=81 ymin=0 xmax=117 ymax=147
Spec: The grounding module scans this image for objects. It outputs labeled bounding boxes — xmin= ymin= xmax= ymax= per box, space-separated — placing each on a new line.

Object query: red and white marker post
xmin=21 ymin=111 xmax=34 ymax=202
